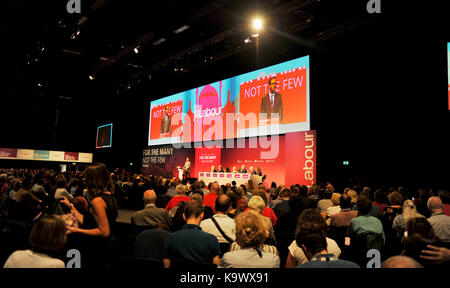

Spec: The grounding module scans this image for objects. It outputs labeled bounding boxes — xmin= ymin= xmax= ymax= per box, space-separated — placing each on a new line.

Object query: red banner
xmin=64 ymin=152 xmax=79 ymax=161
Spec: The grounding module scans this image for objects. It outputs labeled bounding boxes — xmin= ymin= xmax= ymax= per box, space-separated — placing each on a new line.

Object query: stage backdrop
xmin=141 ymin=130 xmax=316 ymax=187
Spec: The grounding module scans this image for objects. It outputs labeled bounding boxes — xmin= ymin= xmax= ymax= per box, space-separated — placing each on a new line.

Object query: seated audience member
xmin=372 ymin=189 xmax=387 ymax=216
xmin=272 ymin=188 xmax=291 ymax=218
xmin=392 ymin=199 xmax=424 ymax=238
xmin=132 ymin=224 xmax=171 ymax=261
xmin=221 ymin=211 xmax=280 ymax=268
xmin=330 ymin=194 xmax=358 ymax=227
xmin=237 ymin=194 xmax=248 ymax=214
xmin=285 ymin=209 xmax=341 ymax=268
xmin=326 ymin=193 xmax=342 ymax=217
xmin=165 ymin=184 xmax=190 ymax=212
xmin=295 ymin=221 xmax=359 ymax=268
xmin=200 ymin=195 xmax=236 ymax=246
xmin=226 ymin=190 xmax=240 ymax=218
xmin=247 ymin=196 xmax=276 ymax=245
xmin=11 ymin=177 xmax=43 ymax=223
xmin=307 ymin=184 xmax=320 ymax=206
xmin=255 ymin=167 xmax=262 ymax=177
xmin=347 ymin=190 xmax=358 ymax=211
xmin=250 ymin=189 xmax=277 ymax=226
xmin=131 ymin=189 xmax=172 ymax=229
xmin=381 ymin=255 xmax=423 ymax=268
xmin=427 ymin=196 xmax=450 ymax=242
xmin=163 ymin=201 xmax=221 ymax=267
xmin=381 ymin=191 xmax=403 ymax=235
xmin=203 ymin=182 xmax=220 ymax=213
xmin=31 ymin=175 xmax=47 ymax=202
xmin=276 ymin=197 xmax=305 ymax=238
xmin=190 ymin=190 xmax=213 ymax=220
xmin=54 ymin=175 xmax=73 ymax=201
xmin=268 ymin=182 xmax=278 ymax=204
xmin=317 ymin=189 xmax=332 ymax=214
xmin=71 ymin=196 xmax=89 ymax=216
xmin=438 ymin=190 xmax=450 ymax=216
xmin=3 ymin=214 xmax=66 ymax=268
xmin=170 ymin=201 xmax=188 ymax=232
xmin=166 ymin=181 xmax=177 ymax=197
xmin=402 ymin=217 xmax=445 ymax=267
xmin=348 ymin=196 xmax=385 ymax=244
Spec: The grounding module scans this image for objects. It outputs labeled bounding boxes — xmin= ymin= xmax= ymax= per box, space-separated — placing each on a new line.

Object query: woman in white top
xmin=285 ymin=208 xmax=341 ymax=268
xmin=220 ymin=211 xmax=280 ymax=268
xmin=4 ymin=214 xmax=67 ymax=268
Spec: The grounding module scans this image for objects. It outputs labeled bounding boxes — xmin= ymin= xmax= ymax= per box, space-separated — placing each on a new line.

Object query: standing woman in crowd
xmin=60 ymin=163 xmax=118 ymax=267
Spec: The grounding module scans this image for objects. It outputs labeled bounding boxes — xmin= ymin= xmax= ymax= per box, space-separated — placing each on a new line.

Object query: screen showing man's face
xmin=269 ymin=79 xmax=277 ymax=93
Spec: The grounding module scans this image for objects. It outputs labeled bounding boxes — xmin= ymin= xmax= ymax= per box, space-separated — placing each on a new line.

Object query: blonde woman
xmin=392 ymin=200 xmax=424 ymax=237
xmin=347 ymin=190 xmax=358 ymax=210
xmin=326 ymin=193 xmax=342 ymax=217
xmin=220 ymin=211 xmax=280 ymax=268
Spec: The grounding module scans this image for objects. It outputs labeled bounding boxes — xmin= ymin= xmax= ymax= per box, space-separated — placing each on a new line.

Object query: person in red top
xmin=438 ymin=190 xmax=450 ymax=216
xmin=245 ymin=189 xmax=277 ymax=226
xmin=372 ymin=189 xmax=387 ymax=216
xmin=165 ymin=184 xmax=190 ymax=211
xmin=204 ymin=182 xmax=220 ymax=213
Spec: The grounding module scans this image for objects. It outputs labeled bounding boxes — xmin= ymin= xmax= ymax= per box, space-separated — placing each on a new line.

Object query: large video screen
xmin=148 ymin=55 xmax=310 ymax=146
xmin=96 ymin=123 xmax=113 ymax=149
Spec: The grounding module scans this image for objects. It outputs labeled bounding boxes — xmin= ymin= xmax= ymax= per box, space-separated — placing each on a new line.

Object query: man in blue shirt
xmin=163 ymin=200 xmax=221 ymax=268
xmin=296 ymin=222 xmax=360 ymax=268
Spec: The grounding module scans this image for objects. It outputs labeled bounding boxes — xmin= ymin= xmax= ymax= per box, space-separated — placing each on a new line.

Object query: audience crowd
xmin=1 ymin=166 xmax=450 ymax=268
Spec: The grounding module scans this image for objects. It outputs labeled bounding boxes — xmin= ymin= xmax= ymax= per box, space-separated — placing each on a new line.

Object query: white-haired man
xmin=427 ymin=196 xmax=450 ymax=242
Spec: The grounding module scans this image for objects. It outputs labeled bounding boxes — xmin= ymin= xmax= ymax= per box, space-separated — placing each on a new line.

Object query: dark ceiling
xmin=1 ymin=0 xmax=449 ymax=187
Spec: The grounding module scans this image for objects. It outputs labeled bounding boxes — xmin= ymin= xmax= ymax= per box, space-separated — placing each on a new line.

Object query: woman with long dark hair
xmin=60 ymin=163 xmax=118 ymax=267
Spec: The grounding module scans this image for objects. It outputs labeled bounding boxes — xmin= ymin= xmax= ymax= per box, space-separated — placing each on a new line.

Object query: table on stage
xmin=197 ymin=172 xmax=262 ymax=186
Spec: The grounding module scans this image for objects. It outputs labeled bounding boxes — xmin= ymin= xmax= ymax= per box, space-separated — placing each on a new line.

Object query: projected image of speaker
xmin=96 ymin=123 xmax=113 ymax=149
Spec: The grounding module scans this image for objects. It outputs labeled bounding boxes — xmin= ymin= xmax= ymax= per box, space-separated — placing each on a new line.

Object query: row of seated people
xmin=208 ymin=164 xmax=262 ymax=176
xmin=1 ymin=168 xmax=450 ymax=268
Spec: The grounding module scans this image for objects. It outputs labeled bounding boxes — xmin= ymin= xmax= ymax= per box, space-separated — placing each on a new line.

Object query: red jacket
xmin=165 ymin=195 xmax=190 ymax=211
xmin=204 ymin=193 xmax=219 ymax=213
xmin=245 ymin=207 xmax=277 ymax=226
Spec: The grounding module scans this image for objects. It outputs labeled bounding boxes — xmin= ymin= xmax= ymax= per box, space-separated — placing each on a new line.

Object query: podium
xmin=177 ymin=167 xmax=183 ymax=180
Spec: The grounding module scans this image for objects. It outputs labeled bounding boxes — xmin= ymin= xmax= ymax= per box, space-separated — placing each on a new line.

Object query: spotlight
xmin=134 ymin=46 xmax=139 ymax=54
xmin=88 ymin=75 xmax=95 ymax=80
xmin=244 ymin=38 xmax=251 ymax=44
xmin=37 ymin=82 xmax=43 ymax=87
xmin=252 ymin=17 xmax=263 ymax=32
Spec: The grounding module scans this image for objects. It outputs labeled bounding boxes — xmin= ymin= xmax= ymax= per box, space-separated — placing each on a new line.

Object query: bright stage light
xmin=252 ymin=18 xmax=263 ymax=31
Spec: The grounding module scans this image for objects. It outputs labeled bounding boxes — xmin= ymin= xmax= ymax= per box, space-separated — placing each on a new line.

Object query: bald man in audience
xmin=427 ymin=196 xmax=450 ymax=242
xmin=381 ymin=256 xmax=423 ymax=268
xmin=132 ymin=189 xmax=172 ymax=229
